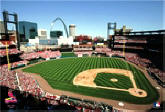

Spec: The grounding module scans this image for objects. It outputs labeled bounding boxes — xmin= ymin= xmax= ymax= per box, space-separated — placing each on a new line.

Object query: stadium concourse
xmin=0 ymin=45 xmax=164 ymax=111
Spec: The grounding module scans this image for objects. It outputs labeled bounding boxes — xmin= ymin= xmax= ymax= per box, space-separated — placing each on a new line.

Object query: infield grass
xmin=23 ymin=57 xmax=159 ymax=104
xmin=94 ymin=73 xmax=133 ymax=89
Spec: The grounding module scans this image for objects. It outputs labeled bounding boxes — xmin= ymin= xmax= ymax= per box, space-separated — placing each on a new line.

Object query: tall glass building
xmin=18 ymin=21 xmax=38 ymax=42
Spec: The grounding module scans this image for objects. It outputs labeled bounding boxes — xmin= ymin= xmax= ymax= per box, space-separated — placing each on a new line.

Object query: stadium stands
xmin=0 ymin=65 xmax=18 ymax=90
xmin=95 ymin=47 xmax=111 ymax=53
xmin=20 ymin=50 xmax=61 ymax=60
xmin=0 ymin=48 xmax=22 ymax=57
xmin=11 ymin=60 xmax=28 ymax=68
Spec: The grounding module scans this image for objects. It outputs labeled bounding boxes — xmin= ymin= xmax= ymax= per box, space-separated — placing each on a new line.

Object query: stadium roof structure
xmin=122 ymin=30 xmax=165 ymax=35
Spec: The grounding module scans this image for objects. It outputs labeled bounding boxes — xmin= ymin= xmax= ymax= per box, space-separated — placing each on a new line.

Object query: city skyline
xmin=0 ymin=0 xmax=164 ymax=38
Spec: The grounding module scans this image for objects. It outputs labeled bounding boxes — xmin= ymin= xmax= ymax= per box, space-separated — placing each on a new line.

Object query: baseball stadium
xmin=0 ymin=2 xmax=165 ymax=112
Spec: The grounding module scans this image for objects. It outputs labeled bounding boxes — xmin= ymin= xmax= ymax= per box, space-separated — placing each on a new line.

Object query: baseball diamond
xmin=73 ymin=68 xmax=147 ymax=97
xmin=23 ymin=57 xmax=159 ymax=104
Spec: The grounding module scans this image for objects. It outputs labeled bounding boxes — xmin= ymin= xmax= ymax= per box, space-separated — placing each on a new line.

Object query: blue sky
xmin=0 ymin=0 xmax=164 ymax=38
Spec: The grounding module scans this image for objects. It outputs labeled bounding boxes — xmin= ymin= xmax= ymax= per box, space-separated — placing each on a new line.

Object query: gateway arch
xmin=50 ymin=17 xmax=69 ymax=38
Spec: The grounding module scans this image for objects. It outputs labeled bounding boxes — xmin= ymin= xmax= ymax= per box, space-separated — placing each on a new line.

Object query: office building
xmin=69 ymin=24 xmax=76 ymax=38
xmin=38 ymin=29 xmax=47 ymax=39
xmin=18 ymin=21 xmax=38 ymax=42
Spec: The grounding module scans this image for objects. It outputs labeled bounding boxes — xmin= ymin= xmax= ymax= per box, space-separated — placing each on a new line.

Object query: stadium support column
xmin=3 ymin=11 xmax=9 ymax=40
xmin=14 ymin=13 xmax=20 ymax=50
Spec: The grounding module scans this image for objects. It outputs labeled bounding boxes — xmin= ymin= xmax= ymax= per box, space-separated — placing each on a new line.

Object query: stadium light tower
xmin=107 ymin=22 xmax=116 ymax=38
xmin=107 ymin=22 xmax=117 ymax=48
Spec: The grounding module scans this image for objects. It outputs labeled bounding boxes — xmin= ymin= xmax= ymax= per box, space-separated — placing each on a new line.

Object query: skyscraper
xmin=69 ymin=24 xmax=76 ymax=38
xmin=18 ymin=21 xmax=38 ymax=41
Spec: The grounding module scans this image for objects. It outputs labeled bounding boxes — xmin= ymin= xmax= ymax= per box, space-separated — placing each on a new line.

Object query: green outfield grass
xmin=23 ymin=57 xmax=159 ymax=104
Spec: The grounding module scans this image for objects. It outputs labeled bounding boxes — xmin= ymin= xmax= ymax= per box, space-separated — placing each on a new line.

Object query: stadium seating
xmin=20 ymin=50 xmax=61 ymax=60
xmin=95 ymin=47 xmax=111 ymax=53
xmin=0 ymin=65 xmax=18 ymax=90
xmin=11 ymin=60 xmax=28 ymax=68
xmin=20 ymin=52 xmax=40 ymax=60
xmin=0 ymin=49 xmax=22 ymax=57
xmin=0 ymin=64 xmax=62 ymax=104
xmin=39 ymin=50 xmax=61 ymax=59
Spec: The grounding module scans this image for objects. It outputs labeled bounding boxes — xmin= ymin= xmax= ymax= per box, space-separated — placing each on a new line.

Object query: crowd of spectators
xmin=95 ymin=47 xmax=111 ymax=53
xmin=0 ymin=48 xmax=22 ymax=57
xmin=39 ymin=50 xmax=61 ymax=59
xmin=0 ymin=64 xmax=18 ymax=90
xmin=20 ymin=50 xmax=61 ymax=60
xmin=10 ymin=60 xmax=28 ymax=68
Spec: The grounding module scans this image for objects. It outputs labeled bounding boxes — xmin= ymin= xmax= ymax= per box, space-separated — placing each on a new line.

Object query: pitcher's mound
xmin=110 ymin=78 xmax=118 ymax=82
